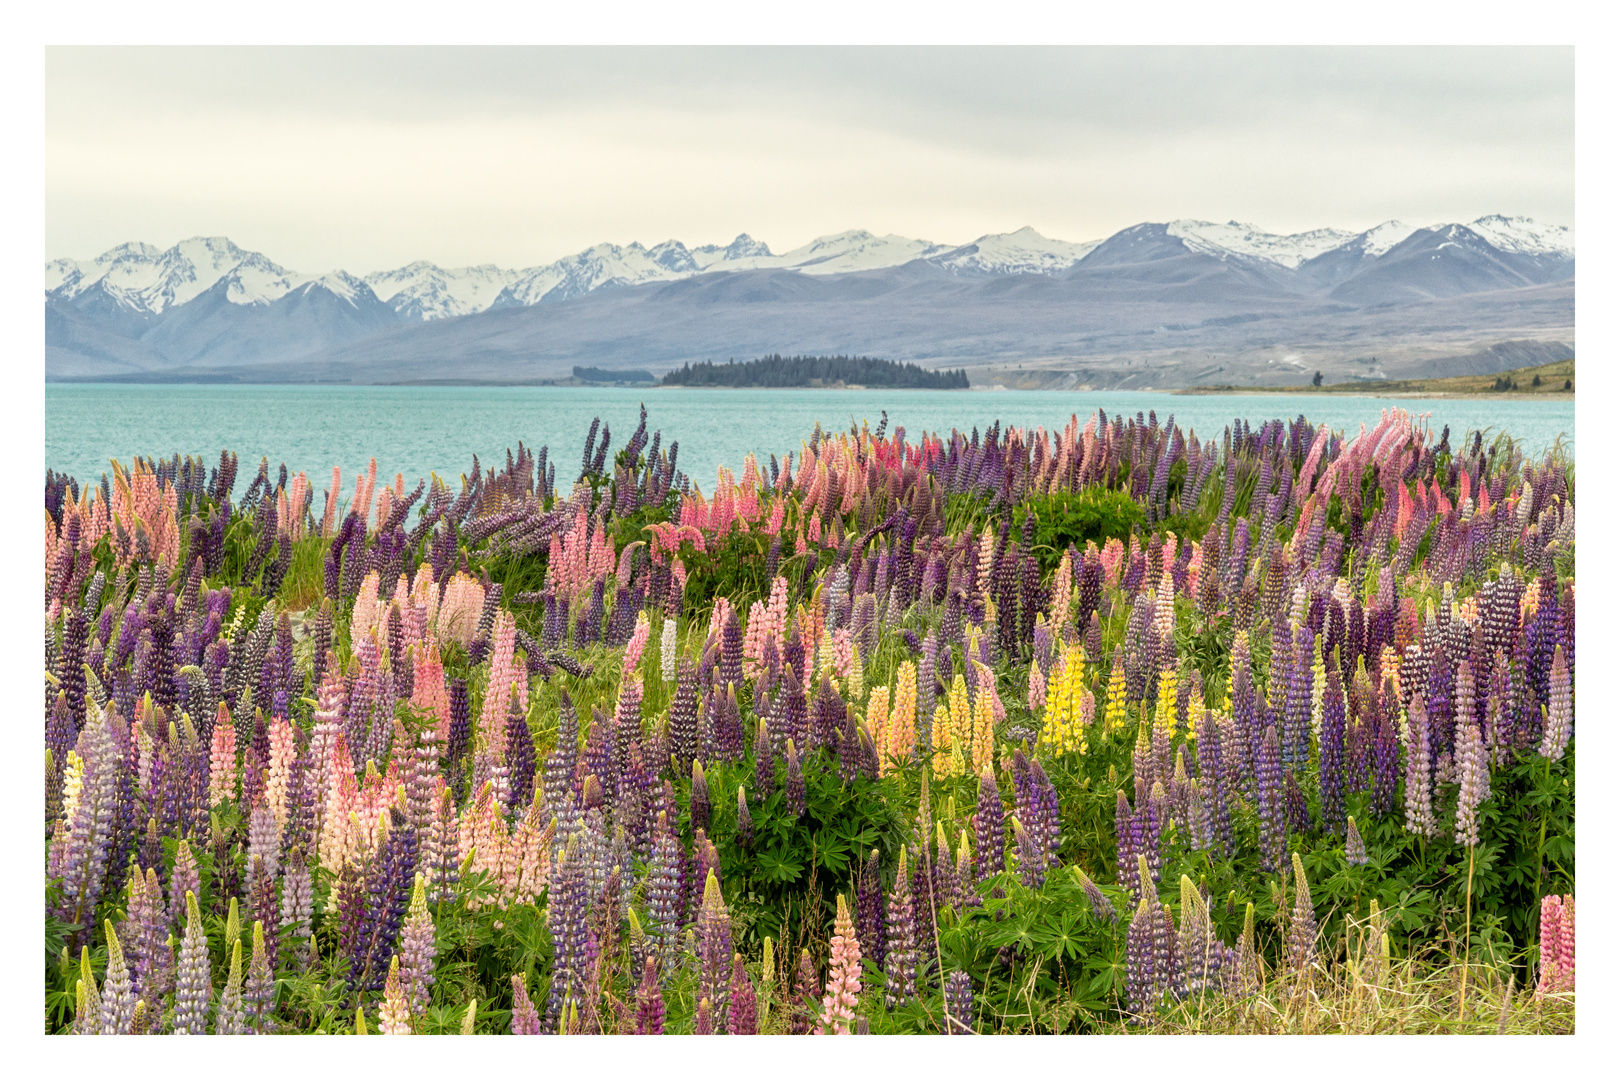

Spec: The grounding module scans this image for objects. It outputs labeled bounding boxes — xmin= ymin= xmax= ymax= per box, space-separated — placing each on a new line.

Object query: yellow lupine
xmin=1040 ymin=656 xmax=1071 ymax=753
xmin=1154 ymin=668 xmax=1177 ymax=740
xmin=931 ymin=703 xmax=953 ymax=778
xmin=866 ymin=685 xmax=892 ymax=775
xmin=971 ymin=691 xmax=994 ymax=773
xmin=891 ymin=662 xmax=918 ymax=763
xmin=1104 ymin=651 xmax=1129 ymax=733
xmin=948 ymin=674 xmax=971 ymax=752
xmin=847 ymin=644 xmax=865 ymax=703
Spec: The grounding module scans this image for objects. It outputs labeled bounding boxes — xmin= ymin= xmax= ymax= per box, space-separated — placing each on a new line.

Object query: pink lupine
xmin=623 ymin=611 xmax=652 ymax=679
xmin=1536 ymin=894 xmax=1576 ymax=997
xmin=208 ymin=712 xmax=238 ymax=807
xmin=816 ymin=894 xmax=862 ymax=1034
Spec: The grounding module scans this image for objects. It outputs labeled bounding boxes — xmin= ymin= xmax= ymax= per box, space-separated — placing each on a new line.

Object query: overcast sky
xmin=45 ymin=46 xmax=1573 ymax=274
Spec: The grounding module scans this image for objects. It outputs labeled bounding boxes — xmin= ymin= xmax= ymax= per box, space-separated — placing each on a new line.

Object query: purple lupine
xmin=752 ymin=716 xmax=775 ymax=800
xmin=1372 ymin=679 xmax=1402 ymax=814
xmin=1283 ymin=623 xmax=1314 ymax=767
xmin=545 ymin=834 xmax=598 ymax=1033
xmin=944 ymin=969 xmax=974 ymax=1034
xmin=695 ymin=871 xmax=733 ymax=1027
xmin=974 ymin=767 xmax=1006 ymax=882
xmin=1319 ymin=660 xmax=1347 ymax=835
xmin=645 ymin=811 xmax=684 ymax=978
xmin=669 ymin=660 xmax=700 ymax=779
xmin=1074 ymin=867 xmax=1117 ymax=923
xmin=735 ymin=784 xmax=753 ymax=847
xmin=1256 ymin=725 xmax=1287 ymax=874
xmin=784 ymin=740 xmax=805 ymax=819
xmin=1125 ymin=896 xmax=1158 ymax=1023
xmin=504 ymin=693 xmax=536 ymax=816
xmin=1115 ymin=789 xmax=1137 ymax=893
xmin=856 ymin=848 xmax=887 ymax=970
xmin=884 ymin=846 xmax=918 ymax=1007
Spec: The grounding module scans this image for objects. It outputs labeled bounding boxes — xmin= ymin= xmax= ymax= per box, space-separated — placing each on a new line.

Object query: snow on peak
xmin=363 ymin=262 xmax=521 ymax=321
xmin=776 ymin=230 xmax=950 ymax=275
xmin=1465 ymin=215 xmax=1574 ymax=257
xmin=1351 ymin=221 xmax=1419 ymax=258
xmin=934 ymin=227 xmax=1102 ymax=275
xmin=1167 ymin=220 xmax=1358 ymax=269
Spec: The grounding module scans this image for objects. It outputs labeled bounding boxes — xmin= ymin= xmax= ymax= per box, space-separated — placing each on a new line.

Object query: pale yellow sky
xmin=45 ymin=46 xmax=1573 ymax=273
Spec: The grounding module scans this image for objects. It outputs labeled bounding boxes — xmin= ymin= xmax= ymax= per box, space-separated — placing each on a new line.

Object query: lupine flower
xmin=735 ymin=785 xmax=753 ymax=847
xmin=245 ymin=920 xmax=275 ymax=1033
xmin=1535 ymin=894 xmax=1576 ymax=997
xmin=1403 ymin=697 xmax=1437 ymax=840
xmin=660 ymin=617 xmax=679 ymax=685
xmin=783 ymin=739 xmax=805 ymax=819
xmin=216 ymin=935 xmax=247 ymax=1035
xmin=944 ymin=969 xmax=973 ymax=1034
xmin=884 ymin=846 xmax=917 ymax=1008
xmin=95 ymin=921 xmax=136 ymax=1035
xmin=1288 ymin=852 xmax=1316 ymax=973
xmin=633 ymin=956 xmax=665 ymax=1034
xmin=1073 ymin=867 xmax=1117 ymax=923
xmin=398 ymin=873 xmax=436 ymax=1014
xmin=817 ymin=893 xmax=862 ymax=1034
xmin=377 ymin=955 xmax=412 ymax=1035
xmin=505 ymin=972 xmax=541 ymax=1034
xmin=1539 ymin=644 xmax=1572 ymax=761
xmin=1345 ymin=815 xmax=1368 ymax=866
xmin=727 ymin=953 xmax=758 ymax=1034
xmin=1453 ymin=708 xmax=1491 ymax=847
xmin=1126 ymin=895 xmax=1158 ymax=1022
xmin=174 ymin=890 xmax=212 ymax=1034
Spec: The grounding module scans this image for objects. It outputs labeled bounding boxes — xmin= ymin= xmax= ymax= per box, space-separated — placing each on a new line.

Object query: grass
xmin=1182 ymin=359 xmax=1575 ymax=398
xmin=1103 ymin=911 xmax=1575 ymax=1035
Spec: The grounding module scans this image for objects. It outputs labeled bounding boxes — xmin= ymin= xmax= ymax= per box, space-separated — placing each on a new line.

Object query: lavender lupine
xmin=783 ymin=739 xmax=805 ymax=819
xmin=398 ymin=874 xmax=436 ymax=1014
xmin=173 ymin=890 xmax=212 ymax=1034
xmin=1454 ymin=708 xmax=1491 ymax=847
xmin=96 ymin=922 xmax=136 ymax=1035
xmin=1126 ymin=895 xmax=1159 ymax=1023
xmin=511 ymin=974 xmax=542 ymax=1035
xmin=245 ymin=921 xmax=275 ymax=1032
xmin=1345 ymin=815 xmax=1368 ymax=866
xmin=695 ymin=870 xmax=733 ymax=1026
xmin=1256 ymin=725 xmax=1287 ymax=873
xmin=1539 ymin=644 xmax=1572 ymax=761
xmin=1404 ymin=697 xmax=1437 ymax=840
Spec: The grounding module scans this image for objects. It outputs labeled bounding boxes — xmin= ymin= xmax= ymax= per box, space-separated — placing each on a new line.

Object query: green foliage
xmin=1023 ymin=489 xmax=1146 ymax=572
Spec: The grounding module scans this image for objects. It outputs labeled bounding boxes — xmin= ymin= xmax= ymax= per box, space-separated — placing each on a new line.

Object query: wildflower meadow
xmin=44 ymin=405 xmax=1575 ymax=1034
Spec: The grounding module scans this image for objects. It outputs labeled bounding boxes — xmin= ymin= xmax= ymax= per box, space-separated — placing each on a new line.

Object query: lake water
xmin=46 ymin=384 xmax=1574 ymax=493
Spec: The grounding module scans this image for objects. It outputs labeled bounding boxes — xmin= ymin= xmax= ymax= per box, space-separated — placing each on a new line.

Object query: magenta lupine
xmin=817 ymin=894 xmax=862 ymax=1034
xmin=633 ymin=956 xmax=665 ymax=1034
xmin=695 ymin=996 xmax=714 ymax=1035
xmin=511 ymin=974 xmax=542 ymax=1035
xmin=727 ymin=953 xmax=758 ymax=1034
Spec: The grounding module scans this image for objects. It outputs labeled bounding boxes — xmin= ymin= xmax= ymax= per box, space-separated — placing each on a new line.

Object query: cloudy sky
xmin=46 ymin=46 xmax=1573 ymax=274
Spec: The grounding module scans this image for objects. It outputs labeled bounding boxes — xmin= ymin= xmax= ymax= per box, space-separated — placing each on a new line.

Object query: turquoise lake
xmin=46 ymin=384 xmax=1573 ymax=493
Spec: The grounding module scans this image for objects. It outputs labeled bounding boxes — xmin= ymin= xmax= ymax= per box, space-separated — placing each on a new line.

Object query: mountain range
xmin=45 ymin=216 xmax=1574 ymax=386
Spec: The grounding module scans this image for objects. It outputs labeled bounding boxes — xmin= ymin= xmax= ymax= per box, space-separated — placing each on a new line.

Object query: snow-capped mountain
xmin=363 ymin=263 xmax=521 ymax=322
xmin=1166 ymin=220 xmax=1359 ymax=270
xmin=1463 ymin=215 xmax=1574 ymax=257
xmin=46 ymin=236 xmax=380 ymax=315
xmin=45 ymin=215 xmax=1573 ymax=382
xmin=930 ymin=227 xmax=1102 ymax=275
